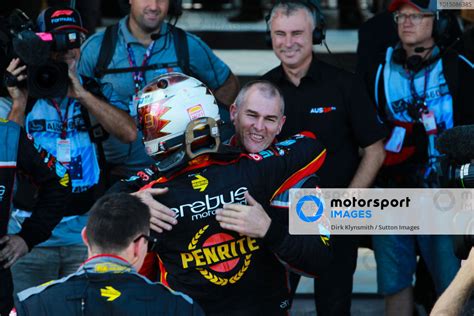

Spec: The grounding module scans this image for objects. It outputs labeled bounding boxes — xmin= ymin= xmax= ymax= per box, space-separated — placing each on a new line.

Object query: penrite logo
xmin=181 ymin=225 xmax=259 ymax=286
xmin=172 ymin=187 xmax=247 ymax=220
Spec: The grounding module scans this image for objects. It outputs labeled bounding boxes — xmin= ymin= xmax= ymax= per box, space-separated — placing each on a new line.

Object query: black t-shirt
xmin=262 ymin=57 xmax=387 ymax=187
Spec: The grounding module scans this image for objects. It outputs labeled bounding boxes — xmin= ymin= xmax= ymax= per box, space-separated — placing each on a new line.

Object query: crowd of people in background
xmin=0 ymin=0 xmax=473 ymax=315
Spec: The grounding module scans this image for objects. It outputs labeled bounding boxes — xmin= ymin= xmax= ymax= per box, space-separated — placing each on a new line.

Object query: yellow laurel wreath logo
xmin=188 ymin=225 xmax=253 ymax=286
xmin=229 ymin=255 xmax=252 ymax=284
xmin=188 ymin=225 xmax=209 ymax=250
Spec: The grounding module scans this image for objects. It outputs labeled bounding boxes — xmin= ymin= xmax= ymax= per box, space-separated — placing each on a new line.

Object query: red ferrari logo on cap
xmin=51 ymin=10 xmax=74 ymax=17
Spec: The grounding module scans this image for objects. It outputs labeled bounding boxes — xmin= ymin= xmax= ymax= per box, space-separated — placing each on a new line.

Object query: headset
xmin=392 ymin=10 xmax=452 ymax=72
xmin=265 ymin=0 xmax=326 ymax=46
xmin=168 ymin=0 xmax=183 ymax=20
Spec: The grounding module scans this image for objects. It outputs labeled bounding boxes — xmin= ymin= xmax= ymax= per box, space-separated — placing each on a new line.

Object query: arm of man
xmin=107 ymin=170 xmax=177 ymax=233
xmin=68 ymin=60 xmax=137 ymax=143
xmin=5 ymin=58 xmax=28 ymax=125
xmin=216 ymin=191 xmax=331 ymax=276
xmin=348 ymin=139 xmax=386 ymax=188
xmin=212 ymin=73 xmax=240 ymax=106
xmin=431 ymin=248 xmax=474 ymax=316
xmin=0 ymin=127 xmax=71 ymax=268
xmin=345 ymin=72 xmax=388 ymax=189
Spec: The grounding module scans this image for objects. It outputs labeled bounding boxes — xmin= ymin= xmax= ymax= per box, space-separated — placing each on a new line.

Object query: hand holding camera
xmin=5 ymin=58 xmax=28 ymax=107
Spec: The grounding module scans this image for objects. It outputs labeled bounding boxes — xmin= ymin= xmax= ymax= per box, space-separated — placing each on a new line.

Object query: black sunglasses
xmin=133 ymin=234 xmax=159 ymax=251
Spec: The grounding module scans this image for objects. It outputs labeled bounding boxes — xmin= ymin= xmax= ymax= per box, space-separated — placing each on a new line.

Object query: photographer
xmin=431 ymin=248 xmax=474 ymax=316
xmin=4 ymin=6 xmax=136 ymax=296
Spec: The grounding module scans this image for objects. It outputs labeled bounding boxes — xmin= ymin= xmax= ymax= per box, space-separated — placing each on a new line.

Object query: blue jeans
xmin=372 ymin=235 xmax=460 ymax=295
xmin=11 ymin=245 xmax=87 ymax=295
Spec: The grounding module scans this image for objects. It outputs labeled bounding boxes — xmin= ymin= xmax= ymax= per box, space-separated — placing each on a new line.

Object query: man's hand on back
xmin=216 ymin=192 xmax=271 ymax=238
xmin=132 ymin=188 xmax=178 ymax=233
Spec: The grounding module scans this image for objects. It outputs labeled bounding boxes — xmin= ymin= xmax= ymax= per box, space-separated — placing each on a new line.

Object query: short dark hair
xmin=86 ymin=193 xmax=150 ymax=253
xmin=234 ymin=80 xmax=285 ymax=115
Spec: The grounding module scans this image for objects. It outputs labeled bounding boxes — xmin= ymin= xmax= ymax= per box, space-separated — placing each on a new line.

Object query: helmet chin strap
xmin=155 ymin=117 xmax=221 ymax=172
xmin=184 ymin=117 xmax=221 ymax=159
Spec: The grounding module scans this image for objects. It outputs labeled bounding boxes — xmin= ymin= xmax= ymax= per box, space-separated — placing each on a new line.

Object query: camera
xmin=436 ymin=157 xmax=474 ymax=188
xmin=2 ymin=9 xmax=82 ymax=98
xmin=436 ymin=125 xmax=474 ymax=259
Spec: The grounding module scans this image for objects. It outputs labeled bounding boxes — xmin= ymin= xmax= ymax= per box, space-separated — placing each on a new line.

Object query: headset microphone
xmin=414 ymin=45 xmax=435 ymax=53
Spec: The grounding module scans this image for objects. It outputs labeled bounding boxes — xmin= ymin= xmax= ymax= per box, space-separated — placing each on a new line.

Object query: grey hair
xmin=234 ymin=80 xmax=285 ymax=115
xmin=267 ymin=1 xmax=316 ymax=31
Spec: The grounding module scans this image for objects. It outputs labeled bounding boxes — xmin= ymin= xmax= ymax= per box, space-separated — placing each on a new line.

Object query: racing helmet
xmin=136 ymin=73 xmax=221 ymax=159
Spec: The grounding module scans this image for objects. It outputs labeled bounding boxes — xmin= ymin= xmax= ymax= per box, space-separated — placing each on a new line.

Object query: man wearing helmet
xmin=111 ymin=74 xmax=331 ymax=315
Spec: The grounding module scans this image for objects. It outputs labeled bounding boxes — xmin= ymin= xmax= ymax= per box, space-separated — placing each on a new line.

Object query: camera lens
xmin=35 ymin=65 xmax=58 ymax=89
xmin=27 ymin=61 xmax=68 ymax=98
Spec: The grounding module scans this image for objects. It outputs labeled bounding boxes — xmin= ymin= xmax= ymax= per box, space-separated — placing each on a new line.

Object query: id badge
xmin=130 ymin=96 xmax=139 ymax=119
xmin=421 ymin=110 xmax=437 ymax=135
xmin=56 ymin=139 xmax=71 ymax=163
xmin=385 ymin=126 xmax=406 ymax=153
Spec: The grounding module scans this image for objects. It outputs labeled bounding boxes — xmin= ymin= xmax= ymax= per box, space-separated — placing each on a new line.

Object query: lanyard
xmin=50 ymin=98 xmax=73 ymax=139
xmin=408 ymin=69 xmax=429 ymax=106
xmin=126 ymin=41 xmax=156 ymax=96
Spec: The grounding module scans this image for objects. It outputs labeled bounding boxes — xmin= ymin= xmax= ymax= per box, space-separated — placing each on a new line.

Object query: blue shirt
xmin=78 ymin=17 xmax=231 ymax=175
xmin=9 ymin=97 xmax=99 ymax=246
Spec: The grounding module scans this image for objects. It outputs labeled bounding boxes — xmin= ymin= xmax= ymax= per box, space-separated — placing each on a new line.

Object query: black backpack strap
xmin=79 ymin=104 xmax=111 ymax=191
xmin=441 ymin=49 xmax=459 ymax=103
xmin=171 ymin=26 xmax=203 ymax=82
xmin=171 ymin=26 xmax=190 ymax=75
xmin=95 ymin=23 xmax=119 ymax=78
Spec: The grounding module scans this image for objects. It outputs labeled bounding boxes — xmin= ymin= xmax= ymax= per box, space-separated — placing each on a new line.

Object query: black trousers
xmin=0 ymin=268 xmax=13 ymax=316
xmin=314 ymin=235 xmax=359 ymax=316
xmin=288 ymin=235 xmax=359 ymax=315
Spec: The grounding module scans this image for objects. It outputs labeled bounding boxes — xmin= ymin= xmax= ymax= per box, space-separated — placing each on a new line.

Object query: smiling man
xmin=262 ymin=1 xmax=387 ymax=315
xmin=229 ymin=81 xmax=286 ymax=153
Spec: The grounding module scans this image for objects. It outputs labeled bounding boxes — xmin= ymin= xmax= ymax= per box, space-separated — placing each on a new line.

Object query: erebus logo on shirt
xmin=172 ymin=187 xmax=247 ymax=221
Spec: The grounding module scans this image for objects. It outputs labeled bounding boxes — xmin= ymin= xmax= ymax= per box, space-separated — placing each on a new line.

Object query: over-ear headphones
xmin=432 ymin=10 xmax=452 ymax=45
xmin=168 ymin=0 xmax=183 ymax=20
xmin=392 ymin=47 xmax=422 ymax=71
xmin=392 ymin=45 xmax=443 ymax=72
xmin=265 ymin=0 xmax=326 ymax=47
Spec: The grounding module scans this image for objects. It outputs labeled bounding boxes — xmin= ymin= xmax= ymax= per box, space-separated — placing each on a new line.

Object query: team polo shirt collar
xmin=119 ymin=16 xmax=169 ymax=45
xmin=268 ymin=55 xmax=322 ymax=86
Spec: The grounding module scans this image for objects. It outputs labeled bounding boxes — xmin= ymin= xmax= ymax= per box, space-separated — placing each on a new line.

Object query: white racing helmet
xmin=136 ymin=73 xmax=221 ymax=159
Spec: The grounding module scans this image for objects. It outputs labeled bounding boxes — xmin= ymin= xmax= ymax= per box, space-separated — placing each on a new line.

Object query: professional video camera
xmin=1 ymin=9 xmax=82 ymax=98
xmin=436 ymin=125 xmax=474 ymax=188
xmin=436 ymin=125 xmax=474 ymax=259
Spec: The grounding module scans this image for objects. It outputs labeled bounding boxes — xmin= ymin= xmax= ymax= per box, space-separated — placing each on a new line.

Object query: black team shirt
xmin=263 ymin=57 xmax=387 ymax=187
